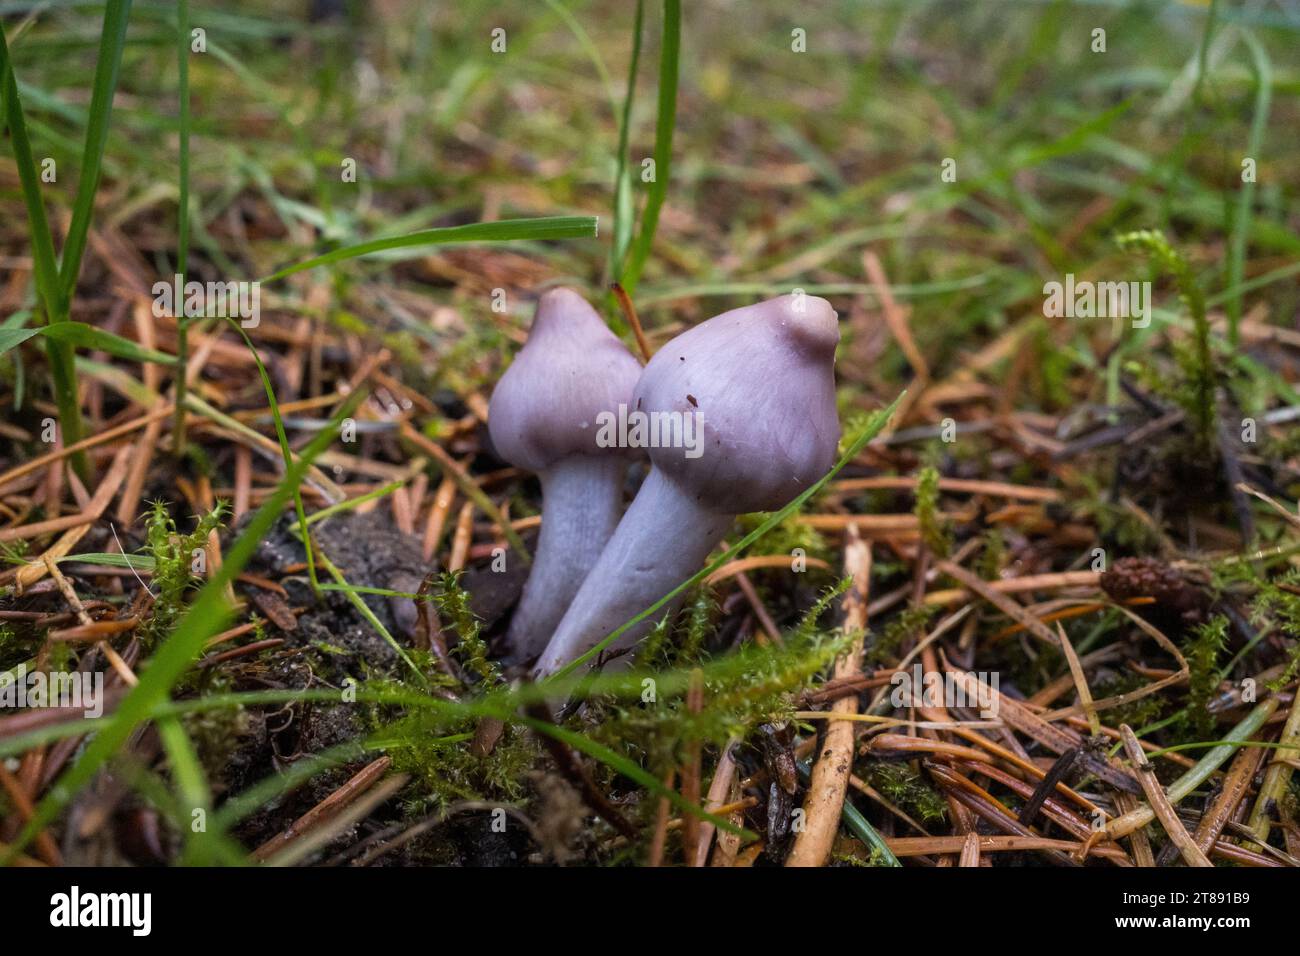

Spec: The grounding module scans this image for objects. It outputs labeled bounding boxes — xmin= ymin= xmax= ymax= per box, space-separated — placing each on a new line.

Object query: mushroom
xmin=488 ymin=287 xmax=642 ymax=664
xmin=532 ymin=293 xmax=841 ymax=677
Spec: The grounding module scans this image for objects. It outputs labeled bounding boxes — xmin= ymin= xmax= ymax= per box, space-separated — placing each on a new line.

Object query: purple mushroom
xmin=488 ymin=288 xmax=642 ymax=665
xmin=532 ymin=293 xmax=841 ymax=677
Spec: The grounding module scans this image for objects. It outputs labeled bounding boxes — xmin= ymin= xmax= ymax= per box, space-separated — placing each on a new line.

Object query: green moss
xmin=865 ymin=760 xmax=948 ymax=826
xmin=0 ymin=622 xmax=22 ymax=671
xmin=865 ymin=603 xmax=937 ymax=667
xmin=143 ymin=499 xmax=228 ymax=647
xmin=975 ymin=528 xmax=1007 ymax=581
xmin=1093 ymin=670 xmax=1166 ymax=729
xmin=181 ymin=673 xmax=248 ymax=780
xmin=588 ymin=579 xmax=857 ymax=771
xmin=734 ymin=512 xmax=831 ymax=570
xmin=434 ymin=571 xmax=500 ymax=687
xmin=378 ymin=705 xmax=539 ymax=814
xmin=1115 ymin=230 xmax=1215 ymax=452
xmin=1183 ymin=615 xmax=1229 ymax=738
xmin=915 ymin=464 xmax=951 ymax=558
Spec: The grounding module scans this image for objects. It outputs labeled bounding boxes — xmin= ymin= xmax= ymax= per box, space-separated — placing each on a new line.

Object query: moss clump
xmin=378 ymin=704 xmax=539 ymax=814
xmin=734 ymin=513 xmax=831 ymax=572
xmin=865 ymin=760 xmax=948 ymax=826
xmin=1092 ymin=670 xmax=1166 ymax=729
xmin=181 ymin=673 xmax=249 ymax=780
xmin=0 ymin=622 xmax=23 ymax=671
xmin=584 ymin=580 xmax=857 ymax=786
xmin=433 ymin=571 xmax=500 ymax=686
xmin=367 ymin=575 xmax=535 ymax=813
xmin=1115 ymin=230 xmax=1215 ymax=452
xmin=1182 ymin=615 xmax=1229 ymax=738
xmin=143 ymin=499 xmax=228 ymax=647
xmin=865 ymin=603 xmax=937 ymax=667
xmin=915 ymin=465 xmax=950 ymax=558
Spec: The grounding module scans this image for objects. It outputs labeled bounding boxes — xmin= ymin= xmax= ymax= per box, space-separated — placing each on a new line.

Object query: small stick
xmin=951 ymin=759 xmax=1112 ymax=850
xmin=1236 ymin=482 xmax=1300 ymax=531
xmin=41 ymin=554 xmax=136 ymax=686
xmin=1247 ymin=697 xmax=1300 ymax=841
xmin=787 ymin=527 xmax=869 ymax=867
xmin=0 ymin=442 xmax=134 ymax=543
xmin=1114 ymin=793 xmax=1155 ymax=867
xmin=1119 ymin=724 xmax=1212 ymax=867
xmin=115 ymin=303 xmax=164 ymax=526
xmin=252 ymin=756 xmax=393 ymax=861
xmin=886 ymin=835 xmax=1128 ymax=861
xmin=390 ymin=484 xmax=414 ymax=536
xmin=1018 ymin=748 xmax=1078 ymax=829
xmin=936 ymin=560 xmax=1061 ymax=646
xmin=524 ymin=703 xmax=637 ymax=841
xmin=831 ymin=475 xmax=1059 ymax=502
xmin=0 ymin=404 xmax=171 ymax=491
xmin=42 ymin=451 xmax=64 ymax=522
xmin=266 ymin=773 xmax=409 ymax=868
xmin=232 ymin=445 xmax=252 ymax=520
xmin=400 ymin=422 xmax=526 ymax=562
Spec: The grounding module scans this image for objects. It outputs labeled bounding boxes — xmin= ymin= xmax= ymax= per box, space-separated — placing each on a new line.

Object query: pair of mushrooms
xmin=488 ymin=288 xmax=841 ymax=678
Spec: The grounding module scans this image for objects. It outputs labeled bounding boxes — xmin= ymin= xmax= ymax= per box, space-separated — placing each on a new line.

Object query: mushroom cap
xmin=488 ymin=287 xmax=642 ymax=473
xmin=631 ymin=293 xmax=841 ymax=514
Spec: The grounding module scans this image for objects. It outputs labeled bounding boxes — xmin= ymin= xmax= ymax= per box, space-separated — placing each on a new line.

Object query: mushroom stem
xmin=532 ymin=467 xmax=731 ymax=677
xmin=504 ymin=456 xmax=627 ymax=664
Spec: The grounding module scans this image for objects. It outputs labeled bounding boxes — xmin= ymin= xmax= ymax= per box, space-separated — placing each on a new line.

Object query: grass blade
xmin=57 ymin=552 xmax=155 ymax=570
xmin=262 ymin=216 xmax=599 ymax=283
xmin=609 ymin=0 xmax=645 ymax=280
xmin=0 ymin=328 xmax=41 ymax=354
xmin=1226 ymin=30 xmax=1271 ymax=347
xmin=56 ymin=0 xmax=133 ymax=297
xmin=0 ymin=26 xmax=61 ymax=321
xmin=155 ymin=713 xmax=218 ymax=864
xmin=314 ymin=546 xmax=427 ymax=686
xmin=222 ymin=318 xmax=323 ymax=591
xmin=797 ymin=758 xmax=901 ymax=866
xmin=173 ymin=0 xmax=192 ymax=456
xmin=619 ymin=0 xmax=679 ymax=294
xmin=38 ymin=321 xmax=176 ymax=365
xmin=0 ymin=21 xmax=88 ymax=477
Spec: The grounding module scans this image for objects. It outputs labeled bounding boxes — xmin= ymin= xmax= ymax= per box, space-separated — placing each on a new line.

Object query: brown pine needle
xmin=1119 ymin=724 xmax=1212 ymax=867
xmin=610 ymin=281 xmax=652 ymax=362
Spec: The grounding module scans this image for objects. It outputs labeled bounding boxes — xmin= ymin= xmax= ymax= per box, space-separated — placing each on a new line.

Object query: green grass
xmin=172 ymin=0 xmax=192 ymax=455
xmin=0 ymin=0 xmax=133 ymax=480
xmin=618 ymin=0 xmax=679 ymax=294
xmin=261 ymin=215 xmax=599 ymax=282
